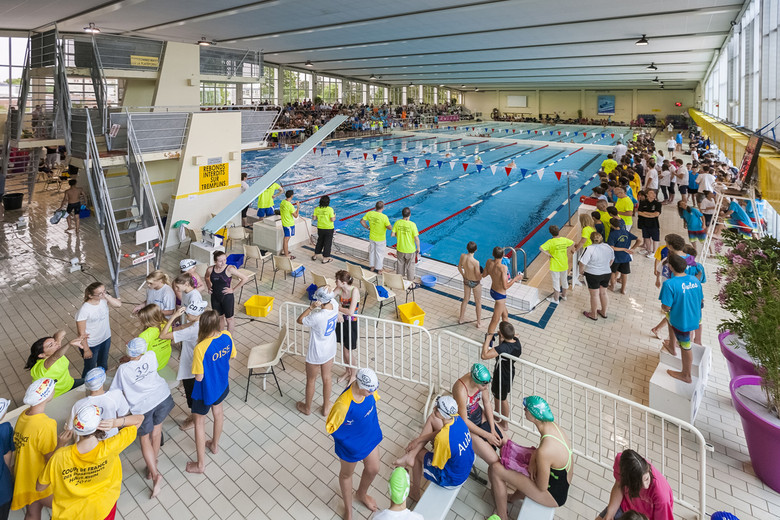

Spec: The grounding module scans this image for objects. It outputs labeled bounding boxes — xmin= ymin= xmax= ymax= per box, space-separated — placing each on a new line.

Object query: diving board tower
xmin=201 ymin=115 xmax=348 ymax=239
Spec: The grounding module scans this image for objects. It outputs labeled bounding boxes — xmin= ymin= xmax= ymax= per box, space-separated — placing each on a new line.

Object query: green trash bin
xmin=2 ymin=193 xmax=24 ymax=210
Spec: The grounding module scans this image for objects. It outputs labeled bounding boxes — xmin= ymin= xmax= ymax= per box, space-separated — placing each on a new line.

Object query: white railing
xmin=278 ymin=301 xmax=435 ymax=420
xmin=435 ymin=330 xmax=707 ymax=519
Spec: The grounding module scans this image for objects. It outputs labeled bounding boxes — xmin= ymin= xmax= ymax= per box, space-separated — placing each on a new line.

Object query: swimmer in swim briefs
xmin=484 ymin=246 xmax=523 ymax=335
xmin=458 ymin=241 xmax=483 ymax=327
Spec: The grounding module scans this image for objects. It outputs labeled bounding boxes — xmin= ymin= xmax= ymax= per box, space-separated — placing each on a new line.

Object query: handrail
xmin=90 ymin=34 xmax=109 ymax=135
xmin=124 ymin=109 xmax=167 ymax=260
xmin=434 ymin=330 xmax=707 ymax=519
xmin=278 ymin=301 xmax=435 ymax=419
xmin=55 ymin=33 xmax=72 ymax=150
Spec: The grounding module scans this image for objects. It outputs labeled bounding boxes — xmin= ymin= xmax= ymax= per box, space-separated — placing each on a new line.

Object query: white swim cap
xmin=0 ymin=398 xmax=10 ymax=419
xmin=313 ymin=287 xmax=335 ymax=304
xmin=126 ymin=337 xmax=148 ymax=357
xmin=24 ymin=378 xmax=56 ymax=406
xmin=436 ymin=395 xmax=458 ymax=419
xmin=356 ymin=368 xmax=379 ymax=392
xmin=73 ymin=404 xmax=102 ymax=435
xmin=84 ymin=367 xmax=106 ymax=391
xmin=186 ymin=299 xmax=208 ymax=316
xmin=180 ymin=259 xmax=197 ymax=272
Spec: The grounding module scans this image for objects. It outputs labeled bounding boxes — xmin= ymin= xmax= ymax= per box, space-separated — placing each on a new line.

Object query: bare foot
xmin=620 ymin=287 xmax=627 ymax=295
xmin=321 ymin=402 xmax=332 ymax=417
xmin=661 ymin=340 xmax=676 ymax=356
xmin=296 ymin=401 xmax=311 ymax=415
xmin=205 ymin=440 xmax=219 ymax=455
xmin=475 ymin=319 xmax=482 ymax=329
xmin=150 ymin=473 xmax=163 ymax=498
xmin=667 ymin=369 xmax=692 ymax=384
xmin=394 ymin=453 xmax=414 ymax=468
xmin=458 ymin=317 xmax=465 ymax=325
xmin=650 ymin=328 xmax=661 ymax=339
xmin=356 ymin=493 xmax=378 ymax=512
xmin=185 ymin=461 xmax=204 ymax=474
xmin=179 ymin=416 xmax=194 ymax=431
xmin=336 ymin=371 xmax=349 ymax=385
xmin=146 ymin=469 xmax=152 ymax=480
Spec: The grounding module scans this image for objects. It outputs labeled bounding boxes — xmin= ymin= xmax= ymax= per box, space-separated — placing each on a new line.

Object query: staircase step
xmin=107 ymin=183 xmax=132 ymax=190
xmin=118 ymin=228 xmax=139 ymax=235
xmin=112 ymin=206 xmax=137 ymax=213
xmin=115 ymin=215 xmax=140 ymax=224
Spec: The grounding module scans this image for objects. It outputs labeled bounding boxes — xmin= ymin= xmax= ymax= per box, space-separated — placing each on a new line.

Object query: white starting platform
xmin=649 ymin=344 xmax=711 ymax=424
xmin=252 ymin=215 xmax=312 ymax=255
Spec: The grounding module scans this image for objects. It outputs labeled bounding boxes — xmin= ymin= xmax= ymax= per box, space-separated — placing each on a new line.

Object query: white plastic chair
xmin=271 ymin=255 xmax=306 ymax=293
xmin=366 ymin=282 xmax=397 ymax=319
xmin=245 ymin=329 xmax=287 ymax=401
xmin=243 ymin=244 xmax=273 ymax=280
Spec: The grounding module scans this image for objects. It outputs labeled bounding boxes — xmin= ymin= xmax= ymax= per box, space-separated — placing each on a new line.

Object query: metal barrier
xmin=108 ymin=111 xmax=190 ymax=153
xmin=434 ymin=330 xmax=707 ymax=519
xmin=278 ymin=302 xmax=435 ymax=419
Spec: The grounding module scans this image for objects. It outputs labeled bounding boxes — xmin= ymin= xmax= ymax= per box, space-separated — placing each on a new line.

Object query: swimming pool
xmin=242 ymin=133 xmax=606 ymax=268
xmin=426 ymin=121 xmax=633 ymax=147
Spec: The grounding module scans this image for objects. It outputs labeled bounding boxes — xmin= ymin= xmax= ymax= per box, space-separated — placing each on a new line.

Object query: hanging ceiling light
xmin=460 ymin=84 xmax=466 ymax=88
xmin=369 ymin=73 xmax=377 ymax=80
xmin=474 ymin=87 xmax=479 ymax=92
xmin=439 ymin=84 xmax=444 ymax=87
xmin=635 ymin=34 xmax=649 ymax=46
xmin=83 ymin=23 xmax=101 ymax=34
xmin=651 ymin=76 xmax=659 ymax=83
xmin=304 ymin=60 xmax=314 ymax=68
xmin=197 ymin=37 xmax=214 ymax=46
xmin=659 ymin=82 xmax=665 ymax=89
xmin=646 ymin=62 xmax=657 ymax=71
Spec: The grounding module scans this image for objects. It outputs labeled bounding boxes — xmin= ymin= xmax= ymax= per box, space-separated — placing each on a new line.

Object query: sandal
xmin=582 ymin=311 xmax=598 ymax=321
xmin=597 ymin=311 xmax=608 ymax=319
xmin=288 ymin=255 xmax=296 ymax=260
xmin=322 ymin=258 xmax=333 ymax=264
xmin=311 ymin=255 xmax=318 ymax=260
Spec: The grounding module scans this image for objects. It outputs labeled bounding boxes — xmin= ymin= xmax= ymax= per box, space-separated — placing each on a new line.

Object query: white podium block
xmin=649 ymin=361 xmax=704 ymax=424
xmin=253 ymin=215 xmax=310 ymax=255
xmin=659 ymin=344 xmax=712 ymax=386
xmin=190 ymin=241 xmax=224 ymax=266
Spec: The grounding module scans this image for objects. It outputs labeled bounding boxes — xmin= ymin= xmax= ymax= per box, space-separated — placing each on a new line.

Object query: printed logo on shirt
xmin=134 ymin=363 xmax=152 ymax=383
xmin=211 ymin=344 xmax=232 ymax=362
xmin=458 ymin=431 xmax=472 ymax=456
xmin=324 ymin=315 xmax=337 ymax=337
xmin=364 ymin=405 xmax=375 ymax=419
xmin=681 ymin=281 xmax=700 ymax=293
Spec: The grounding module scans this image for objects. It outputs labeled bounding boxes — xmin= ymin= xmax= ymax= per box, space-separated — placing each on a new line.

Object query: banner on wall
xmin=438 ymin=115 xmax=460 ymax=122
xmin=597 ymin=95 xmax=615 ymax=115
xmin=199 ymin=162 xmax=229 ymax=191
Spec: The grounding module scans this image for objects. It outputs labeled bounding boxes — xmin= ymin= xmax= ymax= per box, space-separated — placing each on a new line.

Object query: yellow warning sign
xmin=130 ymin=55 xmax=160 ymax=67
xmin=199 ymin=163 xmax=229 ymax=191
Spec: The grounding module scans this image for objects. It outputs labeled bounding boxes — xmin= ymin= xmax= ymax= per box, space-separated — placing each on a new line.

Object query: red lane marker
xmin=462 ymin=140 xmax=488 ymax=147
xmin=298 ymin=184 xmax=364 ymax=203
xmin=434 ymin=138 xmax=463 ymax=145
xmin=528 ymin=144 xmax=550 ymax=153
xmin=406 ymin=136 xmax=437 ymax=144
xmin=419 ymin=205 xmax=473 ymax=234
xmin=491 ymin=141 xmax=517 ymax=151
xmin=339 ymin=192 xmax=416 ymax=221
xmin=281 ymin=176 xmax=322 ymax=187
xmin=514 ymin=218 xmax=551 ymax=250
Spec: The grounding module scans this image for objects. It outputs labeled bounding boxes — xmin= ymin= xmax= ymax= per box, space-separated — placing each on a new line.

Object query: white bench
xmin=517 ymin=498 xmax=555 ymax=519
xmin=649 ymin=344 xmax=711 ymax=424
xmin=413 ymin=482 xmax=462 ymax=520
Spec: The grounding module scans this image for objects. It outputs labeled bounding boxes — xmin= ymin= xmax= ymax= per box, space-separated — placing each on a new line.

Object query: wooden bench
xmin=413 ymin=482 xmax=463 ymax=520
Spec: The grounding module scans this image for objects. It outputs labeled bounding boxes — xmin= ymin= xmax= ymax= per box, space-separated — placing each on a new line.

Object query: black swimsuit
xmin=210 ymin=266 xmax=234 ymax=318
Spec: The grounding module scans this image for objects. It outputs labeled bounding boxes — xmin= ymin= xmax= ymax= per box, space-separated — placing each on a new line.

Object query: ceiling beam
xmin=357 ymin=63 xmax=710 ymax=78
xmin=130 ymin=1 xmax=281 ymax=34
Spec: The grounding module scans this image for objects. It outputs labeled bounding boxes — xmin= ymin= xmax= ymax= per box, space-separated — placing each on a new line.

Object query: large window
xmin=283 ymin=69 xmax=311 ymax=104
xmin=242 ymin=65 xmax=278 ymax=105
xmin=343 ymin=80 xmax=364 ymax=105
xmin=316 ymin=74 xmax=340 ymax=104
xmin=761 ymin=0 xmax=780 ymax=133
xmin=200 ymin=82 xmax=237 ymax=105
xmin=406 ymin=86 xmax=419 ymax=104
xmin=0 ymin=37 xmax=28 ymax=113
xmin=368 ymin=85 xmax=385 ymax=105
xmin=389 ymin=87 xmax=403 ymax=105
xmin=422 ymin=85 xmax=435 ymax=105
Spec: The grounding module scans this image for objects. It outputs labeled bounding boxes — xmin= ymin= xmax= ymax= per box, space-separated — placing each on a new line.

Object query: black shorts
xmin=688 ymin=187 xmax=699 ymax=194
xmin=191 ymin=384 xmax=229 ymax=415
xmin=182 ymin=378 xmax=195 ymax=409
xmin=611 ymin=262 xmax=631 ymax=275
xmin=704 ymin=213 xmax=713 ymax=227
xmin=584 ymin=272 xmax=611 ymax=289
xmin=241 ymin=206 xmax=249 ymax=218
xmin=678 ymin=184 xmax=688 ymax=194
xmin=491 ymin=371 xmax=515 ymax=401
xmin=211 ymin=293 xmax=235 ymax=318
xmin=335 ymin=319 xmax=358 ymax=350
xmin=470 ymin=409 xmax=504 ymax=440
xmin=641 ymin=227 xmax=660 ymax=241
xmin=66 ymin=202 xmax=80 ymax=215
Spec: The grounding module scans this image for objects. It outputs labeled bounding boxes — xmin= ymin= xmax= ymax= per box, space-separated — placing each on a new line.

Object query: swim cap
xmin=523 ymin=396 xmax=554 ymax=422
xmin=356 ymin=368 xmax=379 ymax=392
xmin=126 ymin=337 xmax=148 ymax=357
xmin=436 ymin=395 xmax=458 ymax=419
xmin=0 ymin=398 xmax=9 ymax=419
xmin=313 ymin=286 xmax=335 ymax=304
xmin=470 ymin=363 xmax=491 ymax=385
xmin=388 ymin=467 xmax=411 ymax=504
xmin=24 ymin=378 xmax=56 ymax=406
xmin=487 ymin=516 xmax=501 ymax=520
xmin=186 ymin=299 xmax=208 ymax=316
xmin=84 ymin=367 xmax=106 ymax=391
xmin=180 ymin=259 xmax=197 ymax=272
xmin=73 ymin=404 xmax=102 ymax=435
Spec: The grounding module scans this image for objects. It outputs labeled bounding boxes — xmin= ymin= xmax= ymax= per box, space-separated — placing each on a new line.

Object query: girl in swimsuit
xmin=488 ymin=396 xmax=573 ymax=520
xmin=333 ymin=270 xmax=360 ymax=384
xmin=205 ymin=251 xmax=249 ymax=335
xmin=453 ymin=363 xmax=503 ymax=465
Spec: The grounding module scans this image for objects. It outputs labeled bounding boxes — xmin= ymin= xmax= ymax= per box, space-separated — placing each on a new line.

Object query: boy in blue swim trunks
xmin=256 ymin=182 xmax=282 ymax=219
xmin=395 ymin=396 xmax=475 ymax=501
xmin=660 ymin=253 xmax=704 ymax=384
xmin=279 ymin=190 xmax=300 ymax=259
xmin=484 ymin=247 xmax=523 ymax=334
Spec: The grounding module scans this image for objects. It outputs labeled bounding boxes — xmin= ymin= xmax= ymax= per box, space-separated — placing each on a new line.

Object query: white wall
xmin=463 ymin=88 xmax=696 ymax=122
xmin=153 ymin=42 xmax=200 ymax=107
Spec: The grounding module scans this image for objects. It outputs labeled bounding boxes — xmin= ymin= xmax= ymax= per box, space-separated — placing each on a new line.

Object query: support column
xmin=580 ymin=89 xmax=586 ymax=119
xmin=632 ymin=88 xmax=638 ymax=121
xmin=277 ymin=65 xmax=285 ymax=104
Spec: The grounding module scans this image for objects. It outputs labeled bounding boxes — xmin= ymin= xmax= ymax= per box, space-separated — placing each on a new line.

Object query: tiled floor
xmin=1 ymin=136 xmax=778 ymax=519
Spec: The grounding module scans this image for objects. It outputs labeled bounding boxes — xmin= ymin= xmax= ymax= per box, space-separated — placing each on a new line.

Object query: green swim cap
xmin=388 ymin=467 xmax=410 ymax=504
xmin=487 ymin=516 xmax=501 ymax=520
xmin=471 ymin=363 xmax=491 ymax=384
xmin=523 ymin=396 xmax=554 ymax=422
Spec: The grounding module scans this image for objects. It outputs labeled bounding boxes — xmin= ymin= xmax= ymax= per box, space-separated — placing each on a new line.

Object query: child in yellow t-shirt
xmin=539 ymin=225 xmax=574 ymax=304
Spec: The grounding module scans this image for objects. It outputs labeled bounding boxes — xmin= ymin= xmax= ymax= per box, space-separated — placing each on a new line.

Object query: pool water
xmin=427 ymin=121 xmax=633 ymax=147
xmin=242 ymin=132 xmax=606 ymax=267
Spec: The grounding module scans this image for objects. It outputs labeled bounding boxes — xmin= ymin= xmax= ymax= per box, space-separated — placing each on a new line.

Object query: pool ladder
xmin=503 ymin=246 xmax=527 ymax=281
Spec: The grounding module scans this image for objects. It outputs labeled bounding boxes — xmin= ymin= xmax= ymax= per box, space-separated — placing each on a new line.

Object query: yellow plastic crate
xmin=245 ymin=295 xmax=274 ymax=317
xmin=398 ymin=302 xmax=425 ymax=326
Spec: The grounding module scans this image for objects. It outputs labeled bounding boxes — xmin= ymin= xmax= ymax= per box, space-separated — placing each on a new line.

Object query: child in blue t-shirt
xmin=0 ymin=397 xmax=14 ymax=520
xmin=678 ymin=202 xmax=706 ymax=253
xmin=607 ymin=218 xmax=637 ymax=295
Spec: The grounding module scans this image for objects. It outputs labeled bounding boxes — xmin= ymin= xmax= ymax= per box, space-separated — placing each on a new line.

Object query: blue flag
xmin=403 ymin=157 xmax=410 ymax=165
xmin=476 ymin=164 xmax=483 ymax=172
xmin=437 ymin=160 xmax=443 ymax=168
xmin=345 ymin=151 xmax=351 ymax=158
xmin=574 ymin=132 xmax=578 ymax=136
